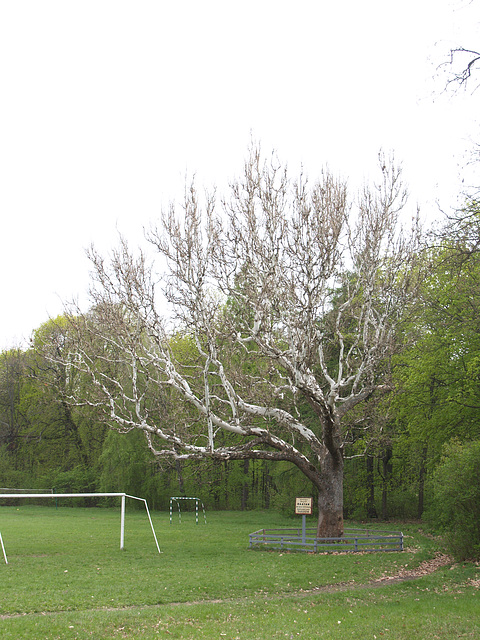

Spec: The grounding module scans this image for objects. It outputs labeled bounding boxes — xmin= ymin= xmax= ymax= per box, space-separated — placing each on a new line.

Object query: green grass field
xmin=0 ymin=505 xmax=478 ymax=639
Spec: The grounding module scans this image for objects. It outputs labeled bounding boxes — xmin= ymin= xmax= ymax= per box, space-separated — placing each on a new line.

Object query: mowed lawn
xmin=0 ymin=505 xmax=478 ymax=639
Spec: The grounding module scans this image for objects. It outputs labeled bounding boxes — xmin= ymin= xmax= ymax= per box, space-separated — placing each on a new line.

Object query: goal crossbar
xmin=0 ymin=492 xmax=161 ymax=557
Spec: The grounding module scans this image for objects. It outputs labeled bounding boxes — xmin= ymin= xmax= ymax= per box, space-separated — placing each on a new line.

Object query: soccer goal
xmin=169 ymin=497 xmax=206 ymax=524
xmin=0 ymin=492 xmax=161 ymax=560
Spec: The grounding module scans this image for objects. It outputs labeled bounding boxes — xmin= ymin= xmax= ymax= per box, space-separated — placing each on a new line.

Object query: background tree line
xmin=1 ymin=196 xmax=479 ymax=545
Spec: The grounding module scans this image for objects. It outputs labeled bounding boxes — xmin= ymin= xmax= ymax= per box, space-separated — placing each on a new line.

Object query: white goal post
xmin=0 ymin=492 xmax=161 ymax=557
xmin=169 ymin=496 xmax=206 ymax=524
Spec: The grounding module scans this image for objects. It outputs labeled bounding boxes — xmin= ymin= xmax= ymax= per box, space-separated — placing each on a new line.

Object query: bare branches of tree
xmin=40 ymin=146 xmax=423 ymax=537
xmin=443 ymin=47 xmax=480 ymax=92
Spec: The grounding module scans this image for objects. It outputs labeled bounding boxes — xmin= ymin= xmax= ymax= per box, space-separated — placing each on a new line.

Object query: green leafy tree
xmin=0 ymin=319 xmax=112 ymax=493
xmin=394 ymin=242 xmax=480 ymax=457
xmin=391 ymin=202 xmax=480 ymax=521
xmin=428 ymin=438 xmax=480 ymax=561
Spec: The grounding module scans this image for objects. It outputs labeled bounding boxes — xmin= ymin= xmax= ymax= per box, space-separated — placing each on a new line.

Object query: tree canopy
xmin=38 ymin=147 xmax=423 ymax=537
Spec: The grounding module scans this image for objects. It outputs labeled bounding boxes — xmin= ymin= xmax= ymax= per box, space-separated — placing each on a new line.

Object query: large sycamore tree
xmin=44 ymin=148 xmax=422 ymax=537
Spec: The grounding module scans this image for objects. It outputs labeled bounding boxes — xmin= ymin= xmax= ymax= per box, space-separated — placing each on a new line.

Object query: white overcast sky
xmin=0 ymin=0 xmax=479 ymax=350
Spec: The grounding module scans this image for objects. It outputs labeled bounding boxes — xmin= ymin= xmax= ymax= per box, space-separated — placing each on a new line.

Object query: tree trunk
xmin=381 ymin=446 xmax=393 ymax=521
xmin=241 ymin=459 xmax=249 ymax=510
xmin=316 ymin=451 xmax=344 ymax=538
xmin=175 ymin=459 xmax=185 ymax=494
xmin=366 ymin=455 xmax=378 ymax=518
xmin=262 ymin=462 xmax=271 ymax=509
xmin=224 ymin=460 xmax=229 ymax=508
xmin=61 ymin=401 xmax=89 ymax=467
xmin=418 ymin=444 xmax=428 ymax=519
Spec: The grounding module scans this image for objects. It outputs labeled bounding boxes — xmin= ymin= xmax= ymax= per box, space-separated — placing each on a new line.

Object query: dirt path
xmin=371 ymin=552 xmax=454 ymax=585
xmin=0 ymin=553 xmax=455 ymax=620
xmin=291 ymin=552 xmax=454 ymax=597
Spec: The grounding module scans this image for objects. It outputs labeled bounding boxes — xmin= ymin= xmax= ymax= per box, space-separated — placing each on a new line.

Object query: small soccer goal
xmin=169 ymin=497 xmax=206 ymax=524
xmin=0 ymin=491 xmax=161 ymax=562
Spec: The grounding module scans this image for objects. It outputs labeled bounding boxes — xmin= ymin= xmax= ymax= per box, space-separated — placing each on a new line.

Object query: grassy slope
xmin=0 ymin=506 xmax=478 ymax=639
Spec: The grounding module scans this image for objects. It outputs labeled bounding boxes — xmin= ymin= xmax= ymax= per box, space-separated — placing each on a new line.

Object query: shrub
xmin=427 ymin=439 xmax=480 ymax=561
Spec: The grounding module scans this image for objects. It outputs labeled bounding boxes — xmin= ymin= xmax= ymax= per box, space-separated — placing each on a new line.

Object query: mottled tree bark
xmin=316 ymin=451 xmax=344 ymax=538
